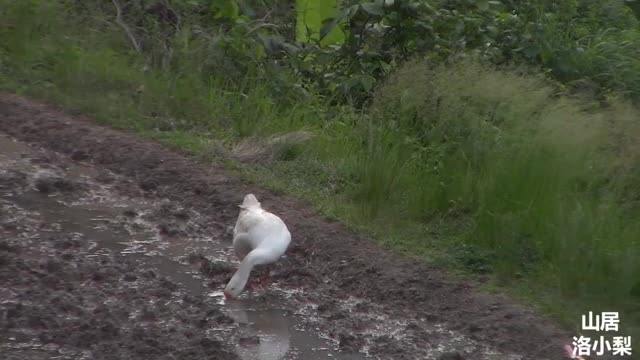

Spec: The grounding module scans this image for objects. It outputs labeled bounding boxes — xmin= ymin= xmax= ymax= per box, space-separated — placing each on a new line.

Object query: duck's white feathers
xmin=225 ymin=194 xmax=291 ymax=298
xmin=233 ymin=209 xmax=290 ymax=256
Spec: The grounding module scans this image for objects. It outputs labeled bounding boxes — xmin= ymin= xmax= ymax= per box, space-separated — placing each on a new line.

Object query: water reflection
xmin=225 ymin=299 xmax=291 ymax=360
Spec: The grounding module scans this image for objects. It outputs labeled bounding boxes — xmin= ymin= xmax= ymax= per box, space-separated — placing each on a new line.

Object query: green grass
xmin=1 ymin=0 xmax=639 ymax=349
xmin=493 ymin=0 xmax=640 ymax=99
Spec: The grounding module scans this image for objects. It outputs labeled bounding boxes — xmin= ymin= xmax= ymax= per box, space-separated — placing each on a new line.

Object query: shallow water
xmin=0 ymin=134 xmax=367 ymax=360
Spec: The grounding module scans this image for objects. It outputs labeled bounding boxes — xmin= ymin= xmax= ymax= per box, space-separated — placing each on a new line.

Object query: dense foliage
xmin=186 ymin=0 xmax=640 ymax=103
xmin=60 ymin=0 xmax=640 ymax=104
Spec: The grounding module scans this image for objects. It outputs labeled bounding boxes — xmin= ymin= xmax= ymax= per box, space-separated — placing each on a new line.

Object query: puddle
xmin=0 ymin=134 xmax=368 ymax=360
xmin=1 ymin=133 xmax=527 ymax=360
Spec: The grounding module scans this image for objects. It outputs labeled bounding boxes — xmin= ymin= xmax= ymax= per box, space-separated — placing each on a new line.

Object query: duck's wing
xmin=233 ymin=210 xmax=250 ymax=236
xmin=232 ymin=232 xmax=253 ymax=261
xmin=252 ymin=213 xmax=291 ymax=260
xmin=232 ymin=209 xmax=290 ymax=262
xmin=234 ymin=209 xmax=263 ymax=235
xmin=232 ymin=209 xmax=267 ymax=260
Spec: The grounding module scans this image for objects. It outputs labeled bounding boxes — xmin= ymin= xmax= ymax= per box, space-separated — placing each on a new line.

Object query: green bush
xmin=363 ymin=59 xmax=640 ymax=316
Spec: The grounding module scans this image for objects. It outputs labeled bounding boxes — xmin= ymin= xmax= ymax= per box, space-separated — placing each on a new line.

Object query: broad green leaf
xmin=379 ymin=60 xmax=391 ymax=74
xmin=318 ymin=5 xmax=357 ymax=39
xmin=211 ymin=0 xmax=239 ymax=19
xmin=319 ymin=18 xmax=339 ymax=40
xmin=296 ymin=0 xmax=344 ymax=45
xmin=358 ymin=75 xmax=375 ymax=91
xmin=361 ymin=2 xmax=385 ymax=17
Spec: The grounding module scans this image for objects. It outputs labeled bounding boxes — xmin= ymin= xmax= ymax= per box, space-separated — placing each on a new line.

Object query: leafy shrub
xmin=293 ymin=0 xmax=640 ymax=102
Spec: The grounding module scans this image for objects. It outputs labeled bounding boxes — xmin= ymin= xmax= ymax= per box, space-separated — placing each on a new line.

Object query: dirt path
xmin=0 ymin=94 xmax=572 ymax=360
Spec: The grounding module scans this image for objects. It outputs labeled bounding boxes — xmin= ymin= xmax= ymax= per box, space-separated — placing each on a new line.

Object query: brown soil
xmin=0 ymin=94 xmax=574 ymax=359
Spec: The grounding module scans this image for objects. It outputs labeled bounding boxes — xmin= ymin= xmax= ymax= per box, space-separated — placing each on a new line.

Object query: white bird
xmin=224 ymin=194 xmax=291 ymax=299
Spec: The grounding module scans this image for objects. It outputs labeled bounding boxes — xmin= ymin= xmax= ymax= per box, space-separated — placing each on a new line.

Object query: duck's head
xmin=238 ymin=193 xmax=261 ymax=211
xmin=224 ymin=270 xmax=249 ymax=300
xmin=223 ymin=289 xmax=235 ymax=300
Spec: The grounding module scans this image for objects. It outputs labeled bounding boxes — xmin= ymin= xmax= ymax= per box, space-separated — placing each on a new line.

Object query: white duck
xmin=224 ymin=194 xmax=291 ymax=299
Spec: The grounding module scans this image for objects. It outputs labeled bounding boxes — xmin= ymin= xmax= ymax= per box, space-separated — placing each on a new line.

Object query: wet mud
xmin=0 ymin=94 xmax=572 ymax=359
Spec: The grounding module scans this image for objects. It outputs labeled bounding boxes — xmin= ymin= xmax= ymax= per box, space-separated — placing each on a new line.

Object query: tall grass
xmin=368 ymin=59 xmax=640 ymax=293
xmin=515 ymin=0 xmax=640 ymax=97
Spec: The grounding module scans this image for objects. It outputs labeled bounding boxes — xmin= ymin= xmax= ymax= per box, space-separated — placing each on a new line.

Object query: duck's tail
xmin=239 ymin=193 xmax=261 ymax=209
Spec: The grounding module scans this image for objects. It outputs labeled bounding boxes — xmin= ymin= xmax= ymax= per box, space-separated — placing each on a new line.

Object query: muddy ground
xmin=0 ymin=94 xmax=574 ymax=360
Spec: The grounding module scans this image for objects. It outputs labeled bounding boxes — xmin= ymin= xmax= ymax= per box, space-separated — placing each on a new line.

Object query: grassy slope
xmin=1 ymin=0 xmax=638 ymax=348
